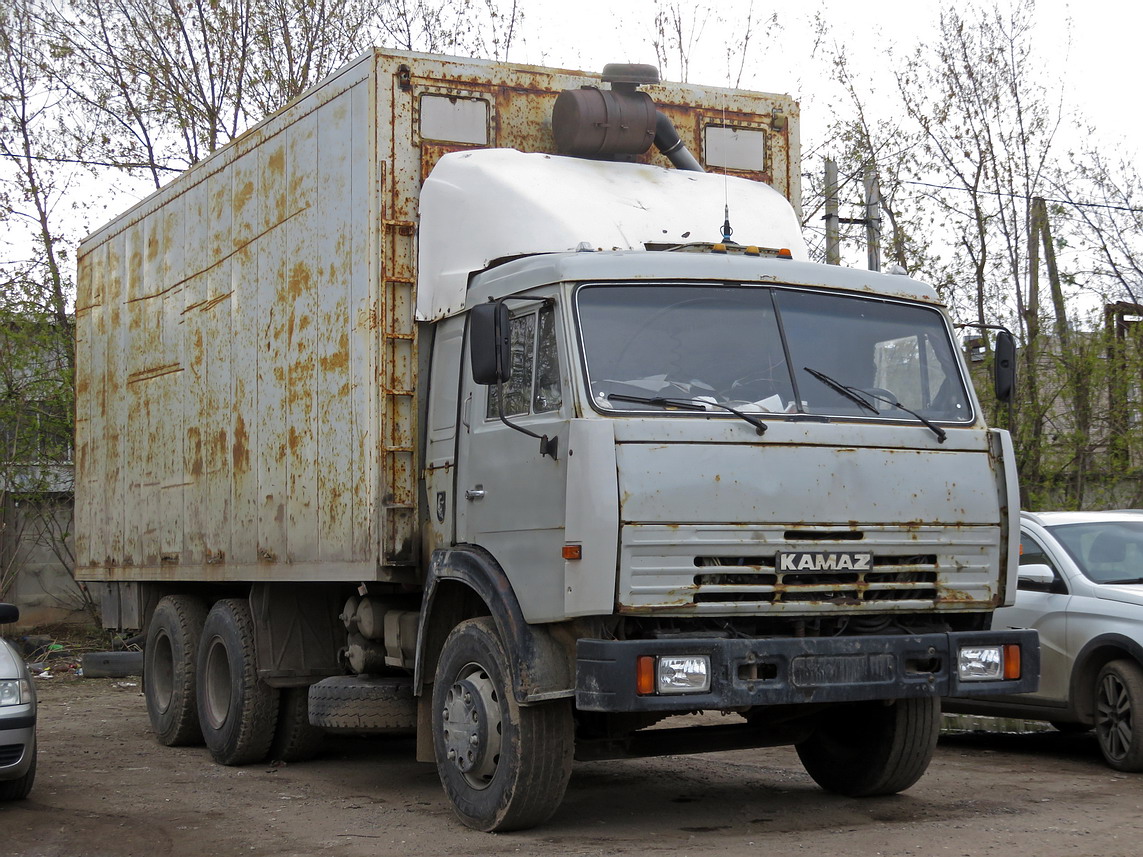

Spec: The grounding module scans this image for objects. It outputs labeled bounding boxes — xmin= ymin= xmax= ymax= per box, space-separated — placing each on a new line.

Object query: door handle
xmin=465 ymin=484 xmax=486 ymax=501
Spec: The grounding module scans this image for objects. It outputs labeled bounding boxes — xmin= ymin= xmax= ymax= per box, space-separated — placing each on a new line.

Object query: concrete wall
xmin=1 ymin=492 xmax=89 ymax=630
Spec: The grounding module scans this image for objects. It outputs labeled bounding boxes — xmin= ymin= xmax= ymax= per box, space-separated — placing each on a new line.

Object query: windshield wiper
xmin=803 ymin=367 xmax=947 ymax=443
xmin=607 ymin=393 xmax=767 ymax=436
xmin=803 ymin=367 xmax=878 ymax=414
xmin=861 ymin=389 xmax=947 ymax=443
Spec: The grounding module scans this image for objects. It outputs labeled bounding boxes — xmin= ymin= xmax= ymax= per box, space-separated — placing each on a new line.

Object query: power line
xmin=804 ymin=167 xmax=1143 ymax=215
xmin=900 ymin=179 xmax=1143 ymax=215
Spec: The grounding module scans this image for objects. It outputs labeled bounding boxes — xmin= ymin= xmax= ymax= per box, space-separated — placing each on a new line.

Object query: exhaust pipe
xmin=552 ymin=64 xmax=704 ymax=172
xmin=653 ymin=111 xmax=704 ymax=172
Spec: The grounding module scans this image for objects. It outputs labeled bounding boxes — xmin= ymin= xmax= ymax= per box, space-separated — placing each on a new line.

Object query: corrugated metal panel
xmin=76 ymin=54 xmax=383 ymax=582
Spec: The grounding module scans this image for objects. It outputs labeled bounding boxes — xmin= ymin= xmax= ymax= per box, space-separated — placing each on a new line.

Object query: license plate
xmin=776 ymin=551 xmax=873 ymax=572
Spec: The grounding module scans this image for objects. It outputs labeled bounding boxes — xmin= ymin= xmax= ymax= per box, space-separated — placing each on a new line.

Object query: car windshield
xmin=1046 ymin=520 xmax=1143 ymax=584
xmin=575 ymin=283 xmax=972 ymax=423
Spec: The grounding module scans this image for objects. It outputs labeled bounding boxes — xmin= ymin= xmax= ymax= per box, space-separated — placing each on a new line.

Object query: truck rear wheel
xmin=196 ymin=598 xmax=280 ymax=765
xmin=432 ymin=617 xmax=573 ymax=832
xmin=145 ymin=594 xmax=208 ymax=746
xmin=795 ymin=696 xmax=940 ymax=796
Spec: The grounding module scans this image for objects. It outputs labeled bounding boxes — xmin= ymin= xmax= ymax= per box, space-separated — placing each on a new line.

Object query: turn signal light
xmin=636 ymin=656 xmax=656 ymax=695
xmin=1004 ymin=644 xmax=1022 ymax=680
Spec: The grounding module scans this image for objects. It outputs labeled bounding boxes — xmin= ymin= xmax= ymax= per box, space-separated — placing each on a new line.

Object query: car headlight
xmin=0 ymin=678 xmax=31 ymax=706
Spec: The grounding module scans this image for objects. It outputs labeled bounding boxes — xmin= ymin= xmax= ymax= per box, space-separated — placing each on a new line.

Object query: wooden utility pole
xmin=1033 ymin=196 xmax=1089 ymax=505
xmin=864 ymin=167 xmax=881 ymax=273
xmin=824 ymin=158 xmax=841 ymax=266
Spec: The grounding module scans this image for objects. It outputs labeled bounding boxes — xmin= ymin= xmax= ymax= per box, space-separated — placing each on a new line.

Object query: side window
xmin=1019 ymin=532 xmax=1056 ymax=569
xmin=533 ymin=305 xmax=562 ymax=413
xmin=486 ymin=304 xmax=562 ymax=419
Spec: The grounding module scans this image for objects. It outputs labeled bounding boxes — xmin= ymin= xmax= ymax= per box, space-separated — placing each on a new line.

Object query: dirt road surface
xmin=3 ymin=677 xmax=1141 ymax=857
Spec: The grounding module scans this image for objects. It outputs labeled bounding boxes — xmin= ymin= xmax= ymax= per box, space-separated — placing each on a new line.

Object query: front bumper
xmin=0 ymin=717 xmax=36 ymax=780
xmin=576 ymin=629 xmax=1039 ymax=712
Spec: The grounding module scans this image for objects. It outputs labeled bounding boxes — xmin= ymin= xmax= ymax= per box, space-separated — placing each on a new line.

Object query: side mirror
xmin=1016 ymin=563 xmax=1056 ymax=591
xmin=470 ymin=302 xmax=511 ymax=386
xmin=0 ymin=603 xmax=20 ymax=624
xmin=994 ymin=329 xmax=1016 ymax=402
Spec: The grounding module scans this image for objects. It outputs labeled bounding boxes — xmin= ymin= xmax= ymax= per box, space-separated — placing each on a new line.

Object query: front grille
xmin=694 ymin=555 xmax=939 ymax=604
xmin=0 ymin=743 xmax=25 ymax=766
xmin=618 ymin=523 xmax=1001 ymax=613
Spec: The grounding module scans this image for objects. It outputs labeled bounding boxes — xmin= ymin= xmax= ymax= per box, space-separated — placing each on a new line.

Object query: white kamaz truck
xmin=75 ymin=50 xmax=1037 ymax=831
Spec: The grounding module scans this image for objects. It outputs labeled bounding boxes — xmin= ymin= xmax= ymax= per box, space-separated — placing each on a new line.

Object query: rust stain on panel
xmin=268 ymin=147 xmax=285 ymax=175
xmin=182 ymin=291 xmax=234 ymax=315
xmin=188 ymin=426 xmax=203 ymax=477
xmin=233 ymin=413 xmax=250 ymax=474
xmin=320 ymin=331 xmax=350 ymax=373
xmin=287 ymin=262 xmax=310 ymax=300
xmin=127 ymin=363 xmax=183 ymax=384
xmin=235 ymin=179 xmax=255 ymax=212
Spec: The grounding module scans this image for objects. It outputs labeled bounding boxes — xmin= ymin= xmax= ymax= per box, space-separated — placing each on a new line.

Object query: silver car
xmin=0 ymin=602 xmax=37 ymax=799
xmin=945 ymin=510 xmax=1143 ymax=771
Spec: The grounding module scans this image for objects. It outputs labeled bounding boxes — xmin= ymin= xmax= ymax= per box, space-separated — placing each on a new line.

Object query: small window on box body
xmin=420 ymin=95 xmax=489 ymax=145
xmin=704 ymin=126 xmax=766 ymax=171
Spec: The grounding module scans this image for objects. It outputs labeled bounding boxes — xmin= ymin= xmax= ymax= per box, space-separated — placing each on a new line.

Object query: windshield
xmin=575 ymin=283 xmax=972 ymax=423
xmin=1046 ymin=520 xmax=1143 ymax=584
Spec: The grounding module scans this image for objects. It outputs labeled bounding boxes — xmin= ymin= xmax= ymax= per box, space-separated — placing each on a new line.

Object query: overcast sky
xmin=513 ymin=0 xmax=1140 ymax=158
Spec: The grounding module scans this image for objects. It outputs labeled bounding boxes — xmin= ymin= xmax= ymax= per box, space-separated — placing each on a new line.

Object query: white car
xmin=0 ymin=602 xmax=37 ymax=799
xmin=945 ymin=510 xmax=1143 ymax=771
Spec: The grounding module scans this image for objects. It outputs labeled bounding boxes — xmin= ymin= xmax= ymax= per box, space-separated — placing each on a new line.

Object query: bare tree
xmin=245 ymin=0 xmax=380 ymax=115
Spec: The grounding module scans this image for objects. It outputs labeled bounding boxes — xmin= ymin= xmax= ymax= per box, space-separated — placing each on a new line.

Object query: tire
xmin=196 ymin=598 xmax=280 ymax=766
xmin=796 ymin=696 xmax=940 ymax=797
xmin=432 ymin=617 xmax=573 ymax=832
xmin=308 ymin=675 xmax=416 ymax=733
xmin=83 ymin=650 xmax=145 ymax=678
xmin=144 ymin=595 xmax=208 ymax=746
xmin=0 ymin=738 xmax=35 ymax=801
xmin=269 ymin=687 xmax=325 ymax=762
xmin=1094 ymin=659 xmax=1143 ymax=772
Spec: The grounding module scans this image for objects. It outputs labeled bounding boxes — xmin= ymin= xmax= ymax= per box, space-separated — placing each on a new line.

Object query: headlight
xmin=636 ymin=655 xmax=711 ymax=694
xmin=958 ymin=645 xmax=1021 ymax=681
xmin=0 ymin=678 xmax=30 ymax=706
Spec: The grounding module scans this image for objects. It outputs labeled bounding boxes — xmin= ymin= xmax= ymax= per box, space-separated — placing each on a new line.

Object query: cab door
xmin=454 ymin=299 xmax=571 ymax=622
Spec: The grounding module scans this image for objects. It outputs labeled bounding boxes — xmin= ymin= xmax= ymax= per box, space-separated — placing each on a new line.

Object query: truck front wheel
xmin=145 ymin=594 xmax=208 ymax=746
xmin=196 ymin=598 xmax=280 ymax=765
xmin=431 ymin=617 xmax=573 ymax=832
xmin=795 ymin=696 xmax=940 ymax=796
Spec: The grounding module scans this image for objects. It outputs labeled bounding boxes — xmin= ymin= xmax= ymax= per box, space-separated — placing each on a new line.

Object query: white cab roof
xmin=415 ymin=149 xmax=807 ymax=321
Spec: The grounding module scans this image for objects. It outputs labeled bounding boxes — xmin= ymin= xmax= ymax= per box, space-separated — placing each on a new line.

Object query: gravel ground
xmin=3 ymin=676 xmax=1142 ymax=857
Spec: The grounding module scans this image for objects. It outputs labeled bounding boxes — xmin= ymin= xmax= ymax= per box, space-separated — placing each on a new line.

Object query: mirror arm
xmin=494 ymin=380 xmax=559 ymax=459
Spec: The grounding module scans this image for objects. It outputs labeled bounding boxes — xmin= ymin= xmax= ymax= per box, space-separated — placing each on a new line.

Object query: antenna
xmin=721 ymin=204 xmax=734 ymax=243
xmin=719 ymin=59 xmax=734 ymax=244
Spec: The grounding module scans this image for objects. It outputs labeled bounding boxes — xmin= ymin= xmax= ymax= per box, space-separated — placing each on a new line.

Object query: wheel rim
xmin=151 ymin=630 xmax=175 ymax=714
xmin=441 ymin=662 xmax=503 ymax=789
xmin=1096 ymin=671 xmax=1134 ymax=763
xmin=203 ymin=635 xmax=233 ymax=731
